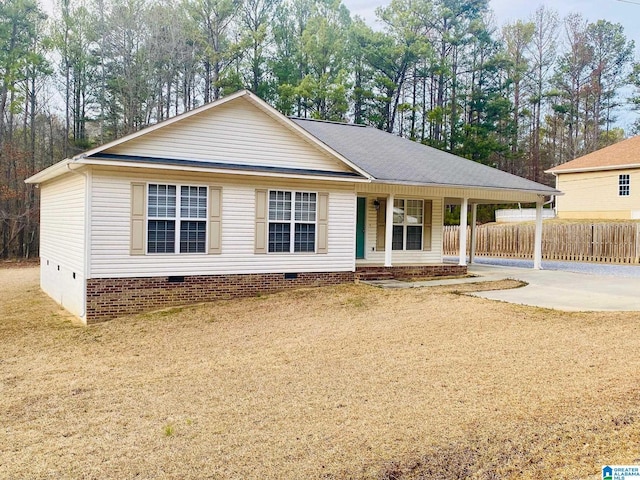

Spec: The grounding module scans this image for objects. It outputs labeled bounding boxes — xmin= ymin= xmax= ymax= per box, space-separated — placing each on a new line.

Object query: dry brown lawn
xmin=2 ymin=267 xmax=640 ymax=479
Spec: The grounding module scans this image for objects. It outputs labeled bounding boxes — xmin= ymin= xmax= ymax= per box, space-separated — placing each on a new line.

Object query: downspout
xmin=469 ymin=203 xmax=477 ymax=264
xmin=67 ymin=161 xmax=91 ymax=320
xmin=541 ymin=194 xmax=555 ymax=221
xmin=551 ymin=172 xmax=559 ymax=216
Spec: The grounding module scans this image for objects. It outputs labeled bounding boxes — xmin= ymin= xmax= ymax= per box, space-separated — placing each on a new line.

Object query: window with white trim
xmin=392 ymin=198 xmax=423 ymax=251
xmin=147 ymin=184 xmax=208 ymax=254
xmin=268 ymin=190 xmax=317 ymax=253
xmin=619 ymin=174 xmax=630 ymax=196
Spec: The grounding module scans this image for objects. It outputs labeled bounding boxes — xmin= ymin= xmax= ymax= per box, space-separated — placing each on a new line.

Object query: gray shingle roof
xmin=292 ymin=118 xmax=558 ymax=195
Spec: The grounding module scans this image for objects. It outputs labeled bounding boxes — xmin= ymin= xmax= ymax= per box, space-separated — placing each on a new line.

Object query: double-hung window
xmin=392 ymin=198 xmax=423 ymax=251
xmin=147 ymin=183 xmax=207 ymax=254
xmin=268 ymin=190 xmax=317 ymax=253
xmin=619 ymin=174 xmax=630 ymax=196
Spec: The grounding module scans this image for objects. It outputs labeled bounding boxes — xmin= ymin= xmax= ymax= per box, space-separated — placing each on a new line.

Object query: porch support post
xmin=469 ymin=203 xmax=477 ymax=264
xmin=384 ymin=194 xmax=394 ymax=267
xmin=458 ymin=198 xmax=468 ymax=266
xmin=533 ymin=198 xmax=543 ymax=270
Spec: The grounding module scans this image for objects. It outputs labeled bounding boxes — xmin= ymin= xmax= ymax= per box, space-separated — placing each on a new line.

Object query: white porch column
xmin=533 ymin=199 xmax=543 ymax=270
xmin=384 ymin=194 xmax=394 ymax=267
xmin=469 ymin=203 xmax=477 ymax=264
xmin=458 ymin=198 xmax=468 ymax=266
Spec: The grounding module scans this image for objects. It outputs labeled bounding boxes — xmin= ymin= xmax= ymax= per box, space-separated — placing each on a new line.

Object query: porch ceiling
xmin=444 ymin=197 xmax=536 ymax=205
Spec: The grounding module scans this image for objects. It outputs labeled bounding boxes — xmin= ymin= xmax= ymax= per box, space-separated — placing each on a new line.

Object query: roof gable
xmin=94 ymin=93 xmax=363 ymax=176
xmin=546 ymin=136 xmax=640 ymax=173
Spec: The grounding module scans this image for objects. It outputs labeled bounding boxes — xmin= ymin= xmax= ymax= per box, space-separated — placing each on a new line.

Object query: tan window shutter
xmin=376 ymin=198 xmax=386 ymax=251
xmin=423 ymin=200 xmax=432 ymax=251
xmin=209 ymin=186 xmax=222 ymax=254
xmin=317 ymin=192 xmax=329 ymax=254
xmin=130 ymin=182 xmax=146 ymax=255
xmin=255 ymin=189 xmax=268 ymax=254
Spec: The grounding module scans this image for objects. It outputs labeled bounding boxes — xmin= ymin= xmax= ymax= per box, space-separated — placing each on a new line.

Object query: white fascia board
xmin=24 ymin=159 xmax=73 ymax=184
xmin=75 ymin=158 xmax=371 ymax=183
xmin=545 ymin=164 xmax=640 ymax=174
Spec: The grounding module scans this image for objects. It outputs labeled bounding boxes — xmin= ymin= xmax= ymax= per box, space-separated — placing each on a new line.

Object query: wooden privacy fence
xmin=443 ymin=223 xmax=640 ymax=264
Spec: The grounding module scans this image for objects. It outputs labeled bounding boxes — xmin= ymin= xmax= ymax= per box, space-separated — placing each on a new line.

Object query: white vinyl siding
xmin=40 ymin=174 xmax=86 ymax=272
xmin=89 ymin=168 xmax=355 ymax=277
xmin=39 ymin=172 xmax=86 ymax=318
xmin=105 ymin=99 xmax=351 ymax=174
xmin=361 ymin=195 xmax=444 ymax=265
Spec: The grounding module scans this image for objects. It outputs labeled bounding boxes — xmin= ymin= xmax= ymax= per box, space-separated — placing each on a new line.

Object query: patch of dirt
xmin=434 ymin=279 xmax=526 ymax=293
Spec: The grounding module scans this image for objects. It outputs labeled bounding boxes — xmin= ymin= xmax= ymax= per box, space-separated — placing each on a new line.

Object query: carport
xmin=447 ymin=197 xmax=551 ymax=270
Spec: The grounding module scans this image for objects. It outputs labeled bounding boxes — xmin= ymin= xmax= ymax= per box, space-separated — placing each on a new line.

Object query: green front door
xmin=356 ymin=197 xmax=366 ymax=259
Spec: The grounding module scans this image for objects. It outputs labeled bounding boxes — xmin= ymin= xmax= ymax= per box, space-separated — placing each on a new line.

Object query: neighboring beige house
xmin=26 ymin=90 xmax=558 ymax=323
xmin=546 ymin=136 xmax=640 ymax=219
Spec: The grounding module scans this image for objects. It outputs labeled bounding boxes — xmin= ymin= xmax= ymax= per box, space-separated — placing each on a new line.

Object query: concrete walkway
xmin=364 ymin=263 xmax=640 ymax=312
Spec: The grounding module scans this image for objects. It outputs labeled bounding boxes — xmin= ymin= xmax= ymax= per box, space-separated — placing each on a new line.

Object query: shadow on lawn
xmin=376 ymin=409 xmax=639 ymax=480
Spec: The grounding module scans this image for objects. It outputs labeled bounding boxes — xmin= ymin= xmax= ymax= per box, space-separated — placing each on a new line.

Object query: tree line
xmin=2 ymin=0 xmax=640 ymax=258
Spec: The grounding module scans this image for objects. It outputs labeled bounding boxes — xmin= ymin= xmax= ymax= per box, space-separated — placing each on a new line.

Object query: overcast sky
xmin=38 ymin=0 xmax=640 ymax=128
xmin=343 ymin=0 xmax=640 ymax=130
xmin=343 ymin=0 xmax=640 ymax=56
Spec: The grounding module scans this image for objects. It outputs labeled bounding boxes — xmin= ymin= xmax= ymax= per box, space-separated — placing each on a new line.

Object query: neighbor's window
xmin=147 ymin=184 xmax=207 ymax=254
xmin=392 ymin=198 xmax=423 ymax=251
xmin=619 ymin=174 xmax=630 ymax=196
xmin=268 ymin=190 xmax=317 ymax=253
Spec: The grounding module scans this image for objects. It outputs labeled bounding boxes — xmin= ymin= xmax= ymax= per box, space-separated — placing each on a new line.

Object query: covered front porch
xmin=354 ymin=184 xmax=549 ymax=276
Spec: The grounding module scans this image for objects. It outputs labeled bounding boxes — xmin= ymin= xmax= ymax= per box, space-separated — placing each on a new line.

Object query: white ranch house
xmin=26 ymin=90 xmax=559 ymax=323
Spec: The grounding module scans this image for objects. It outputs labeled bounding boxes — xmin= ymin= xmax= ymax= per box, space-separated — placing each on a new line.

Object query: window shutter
xmin=209 ymin=186 xmax=222 ymax=254
xmin=130 ymin=182 xmax=146 ymax=255
xmin=317 ymin=192 xmax=329 ymax=254
xmin=376 ymin=198 xmax=386 ymax=251
xmin=255 ymin=189 xmax=268 ymax=254
xmin=423 ymin=200 xmax=432 ymax=251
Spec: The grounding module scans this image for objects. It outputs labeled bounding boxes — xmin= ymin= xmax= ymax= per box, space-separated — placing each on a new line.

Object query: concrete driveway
xmin=467 ymin=263 xmax=640 ymax=312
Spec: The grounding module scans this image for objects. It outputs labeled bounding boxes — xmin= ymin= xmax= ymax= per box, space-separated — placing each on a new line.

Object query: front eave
xmin=370 ymin=179 xmax=561 ymax=198
xmin=76 ymin=157 xmax=371 ymax=184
